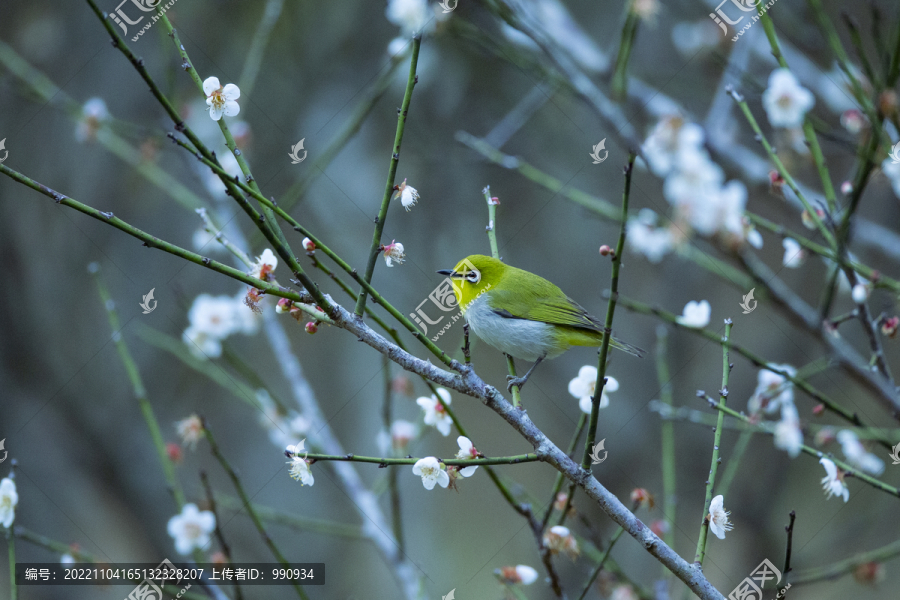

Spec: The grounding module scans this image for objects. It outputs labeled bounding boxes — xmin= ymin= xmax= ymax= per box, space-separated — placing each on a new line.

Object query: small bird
xmin=438 ymin=255 xmax=644 ymax=391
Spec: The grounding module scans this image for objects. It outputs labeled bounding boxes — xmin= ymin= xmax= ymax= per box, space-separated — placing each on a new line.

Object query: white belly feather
xmin=465 ymin=295 xmax=562 ymax=362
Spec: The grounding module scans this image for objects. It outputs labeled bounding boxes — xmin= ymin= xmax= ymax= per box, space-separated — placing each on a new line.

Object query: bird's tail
xmin=610 ymin=336 xmax=646 ymax=358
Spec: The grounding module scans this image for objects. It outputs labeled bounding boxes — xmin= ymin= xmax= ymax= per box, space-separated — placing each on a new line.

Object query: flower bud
xmin=305 ymin=321 xmax=318 ymax=334
xmin=599 ymin=245 xmax=612 ymax=256
xmin=881 ymin=316 xmax=899 ymax=338
xmin=302 ymin=237 xmax=315 ymax=252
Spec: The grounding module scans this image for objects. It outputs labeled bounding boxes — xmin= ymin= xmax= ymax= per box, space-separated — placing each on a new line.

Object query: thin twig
xmin=200 ymin=472 xmax=244 ymax=600
xmin=784 ymin=511 xmax=796 ymax=579
xmin=355 ymin=36 xmax=421 ymax=316
xmin=694 ymin=319 xmax=732 ymax=566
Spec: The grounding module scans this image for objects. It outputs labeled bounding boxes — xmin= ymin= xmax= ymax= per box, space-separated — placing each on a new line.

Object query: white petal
xmin=221 ymin=83 xmax=241 ymax=100
xmin=202 ymin=76 xmax=221 ymax=96
xmin=436 ymin=471 xmax=450 ymax=488
xmin=579 ymin=395 xmax=592 ymax=414
xmin=223 ymin=100 xmax=241 ymax=117
xmin=437 ymin=417 xmax=451 ymax=437
xmin=577 ymin=365 xmax=597 ymax=382
xmin=459 ymin=465 xmax=478 ymax=477
xmin=605 ymin=376 xmax=619 ymax=392
xmin=209 ymin=105 xmax=224 ymax=121
xmin=516 ymin=565 xmax=538 ymax=585
xmin=422 ymin=476 xmax=437 ymax=490
xmin=435 ymin=388 xmax=452 ymax=404
xmin=457 ymin=436 xmax=473 ymax=453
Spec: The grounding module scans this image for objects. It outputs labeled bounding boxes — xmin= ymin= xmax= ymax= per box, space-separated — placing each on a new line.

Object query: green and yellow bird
xmin=437 ymin=255 xmax=645 ymax=391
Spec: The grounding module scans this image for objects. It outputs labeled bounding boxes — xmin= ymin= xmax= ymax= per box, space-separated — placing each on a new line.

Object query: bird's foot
xmin=506 ymin=374 xmax=529 ymax=392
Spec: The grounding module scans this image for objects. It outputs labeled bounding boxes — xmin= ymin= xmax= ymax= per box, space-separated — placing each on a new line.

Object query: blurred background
xmin=1 ymin=0 xmax=899 ymax=598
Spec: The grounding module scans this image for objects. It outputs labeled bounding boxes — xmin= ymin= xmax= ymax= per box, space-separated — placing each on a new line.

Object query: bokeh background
xmin=1 ymin=0 xmax=899 ymax=598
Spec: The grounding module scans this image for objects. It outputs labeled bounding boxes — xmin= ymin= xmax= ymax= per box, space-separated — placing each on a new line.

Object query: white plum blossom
xmin=203 ymin=77 xmax=241 ymax=121
xmin=747 ymin=228 xmax=764 ymax=249
xmin=455 ymin=436 xmax=479 ymax=477
xmin=250 ymin=249 xmax=278 ymax=281
xmin=188 ymin=294 xmax=239 ymax=339
xmin=748 ymin=364 xmax=796 ymax=414
xmin=386 ymin=0 xmax=435 ymax=36
xmin=176 ymin=414 xmax=204 ymax=449
xmin=167 ymin=503 xmax=216 ymax=555
xmin=543 ymin=525 xmax=579 ymax=558
xmin=836 ymin=430 xmax=884 ymax=475
xmin=851 ymin=284 xmax=869 ymax=304
xmin=820 ymin=457 xmax=849 ymax=502
xmin=707 ymin=495 xmax=733 ymax=539
xmin=394 ymin=178 xmax=420 ymax=211
xmin=383 ymin=240 xmax=406 ymax=267
xmin=412 ymin=456 xmax=449 ymax=490
xmin=882 ymin=157 xmax=900 ymax=198
xmin=627 ymin=209 xmax=674 ymax=263
xmin=782 ymin=238 xmax=806 ymax=268
xmin=762 ymin=69 xmax=815 ymax=129
xmin=286 ymin=440 xmax=315 ymax=486
xmin=182 ymin=326 xmax=223 ymax=360
xmin=515 ymin=565 xmax=539 ymax=585
xmin=417 ymin=389 xmax=452 ymax=436
xmin=75 ymin=98 xmax=109 ymax=143
xmin=676 ymin=300 xmax=711 ymax=328
xmin=60 ymin=554 xmax=76 ymax=566
xmin=642 ymin=116 xmax=705 ymax=177
xmin=0 ymin=477 xmax=18 ymax=528
xmin=391 ymin=420 xmax=416 ymax=450
xmin=568 ymin=365 xmax=618 ymax=414
xmin=773 ymin=403 xmax=803 ymax=458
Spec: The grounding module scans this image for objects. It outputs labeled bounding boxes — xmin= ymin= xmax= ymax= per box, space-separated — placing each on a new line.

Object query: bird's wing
xmin=487 ymin=286 xmax=601 ymax=331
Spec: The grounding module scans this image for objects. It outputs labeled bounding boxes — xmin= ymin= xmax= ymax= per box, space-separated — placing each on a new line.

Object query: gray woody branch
xmin=329 ymin=304 xmax=726 ymax=600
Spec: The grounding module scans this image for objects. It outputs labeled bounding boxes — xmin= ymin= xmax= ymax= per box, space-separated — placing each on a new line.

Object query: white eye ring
xmin=465 ymin=269 xmax=481 ymax=283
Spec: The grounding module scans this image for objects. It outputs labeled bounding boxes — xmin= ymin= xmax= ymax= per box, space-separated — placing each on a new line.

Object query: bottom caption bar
xmin=16 ymin=561 xmax=325 ymax=586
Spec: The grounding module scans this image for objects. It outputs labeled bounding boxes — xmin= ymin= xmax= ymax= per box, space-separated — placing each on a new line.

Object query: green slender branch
xmin=0 ymin=39 xmax=207 ymax=213
xmin=611 ymin=9 xmax=639 ymax=101
xmin=279 ymin=55 xmax=406 ymax=212
xmin=791 ymin=538 xmax=900 ymax=584
xmin=582 ymin=154 xmax=635 ymax=472
xmin=614 ymin=292 xmax=891 ymax=445
xmin=237 ymin=0 xmax=284 ymax=96
xmin=216 ymin=496 xmax=365 ymax=539
xmin=382 ymin=355 xmax=404 ymax=555
xmin=805 ymin=0 xmax=882 ymax=129
xmin=167 ymin=134 xmax=456 ymax=366
xmin=704 ymin=395 xmax=900 ymax=498
xmin=716 ymin=429 xmax=752 ymax=500
xmin=91 ymin=266 xmax=185 ymax=508
xmin=159 ymin=17 xmax=303 ymax=297
xmin=655 ymin=326 xmax=677 ymax=567
xmin=355 ymin=36 xmax=421 ymax=316
xmin=577 ymin=525 xmax=627 ymax=600
xmin=889 ymin=13 xmax=900 ymax=86
xmin=203 ymin=422 xmax=309 ymax=600
xmin=457 ymin=131 xmax=755 ymax=290
xmin=745 ymin=212 xmax=900 ymax=293
xmin=304 ymin=453 xmax=539 ymax=466
xmin=694 ymin=320 xmax=732 ymax=566
xmin=483 ymin=185 xmax=523 ymax=407
xmin=726 ymin=87 xmax=834 ymax=248
xmin=754 ymin=5 xmax=838 ymax=213
xmin=200 ymin=472 xmax=244 ymax=600
xmin=0 ymin=164 xmax=313 ymax=307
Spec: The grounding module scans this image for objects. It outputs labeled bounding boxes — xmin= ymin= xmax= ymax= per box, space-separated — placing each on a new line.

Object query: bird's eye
xmin=466 ymin=269 xmax=481 ymax=283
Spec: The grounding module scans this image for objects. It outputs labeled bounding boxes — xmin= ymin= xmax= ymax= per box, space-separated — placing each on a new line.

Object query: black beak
xmin=436 ymin=269 xmax=454 ymax=275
